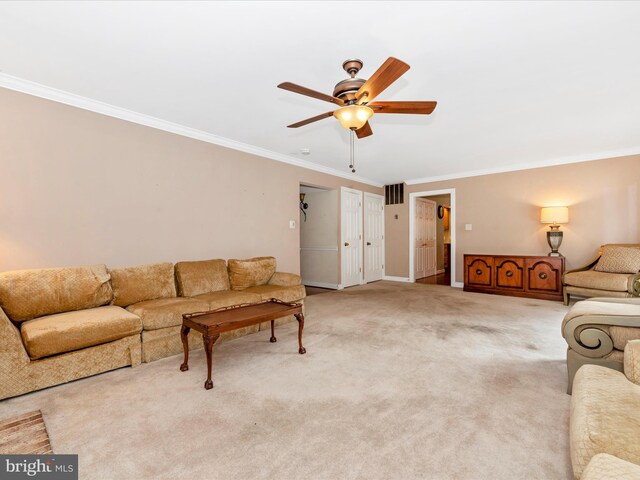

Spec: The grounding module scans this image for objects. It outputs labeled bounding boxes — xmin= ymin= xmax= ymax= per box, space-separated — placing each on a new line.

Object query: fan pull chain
xmin=349 ymin=129 xmax=356 ymax=173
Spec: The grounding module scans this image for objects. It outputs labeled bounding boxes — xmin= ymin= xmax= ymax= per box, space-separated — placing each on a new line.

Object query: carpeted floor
xmin=0 ymin=282 xmax=572 ymax=479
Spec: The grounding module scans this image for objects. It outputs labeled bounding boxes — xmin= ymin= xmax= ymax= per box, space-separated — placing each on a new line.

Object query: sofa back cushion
xmin=0 ymin=264 xmax=112 ymax=323
xmin=594 ymin=245 xmax=640 ymax=274
xmin=110 ymin=262 xmax=176 ymax=307
xmin=228 ymin=257 xmax=276 ymax=290
xmin=175 ymin=259 xmax=230 ymax=297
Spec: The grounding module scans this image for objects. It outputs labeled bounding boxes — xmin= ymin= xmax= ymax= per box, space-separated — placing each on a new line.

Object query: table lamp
xmin=540 ymin=206 xmax=569 ymax=257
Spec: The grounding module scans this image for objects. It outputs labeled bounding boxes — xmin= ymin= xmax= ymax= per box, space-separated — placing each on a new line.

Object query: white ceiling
xmin=0 ymin=1 xmax=639 ymax=186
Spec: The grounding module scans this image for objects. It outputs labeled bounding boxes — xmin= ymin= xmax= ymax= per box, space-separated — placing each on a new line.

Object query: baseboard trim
xmin=436 ymin=269 xmax=445 ymax=274
xmin=383 ymin=276 xmax=412 ymax=283
xmin=303 ymin=281 xmax=339 ymax=290
xmin=452 ymin=281 xmax=464 ymax=288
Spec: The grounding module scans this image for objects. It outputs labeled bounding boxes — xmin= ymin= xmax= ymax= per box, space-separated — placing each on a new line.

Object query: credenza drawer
xmin=495 ymin=257 xmax=524 ymax=290
xmin=464 ymin=256 xmax=494 ymax=287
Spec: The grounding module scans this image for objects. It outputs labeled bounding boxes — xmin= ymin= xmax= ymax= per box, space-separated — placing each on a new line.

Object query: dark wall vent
xmin=384 ymin=183 xmax=405 ymax=205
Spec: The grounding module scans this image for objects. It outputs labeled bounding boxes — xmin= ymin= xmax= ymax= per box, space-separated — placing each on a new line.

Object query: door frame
xmin=363 ymin=191 xmax=385 ymax=283
xmin=340 ymin=186 xmax=364 ymax=288
xmin=409 ymin=188 xmax=459 ymax=287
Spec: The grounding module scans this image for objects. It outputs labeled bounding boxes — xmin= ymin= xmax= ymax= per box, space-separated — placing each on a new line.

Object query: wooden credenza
xmin=463 ymin=254 xmax=565 ymax=301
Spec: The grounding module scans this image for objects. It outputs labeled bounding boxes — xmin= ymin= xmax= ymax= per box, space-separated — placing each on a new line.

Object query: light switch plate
xmin=465 ymin=223 xmax=473 ymax=231
xmin=289 ymin=220 xmax=296 ymax=229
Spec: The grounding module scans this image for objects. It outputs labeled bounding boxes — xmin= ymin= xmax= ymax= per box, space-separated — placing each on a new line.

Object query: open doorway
xmin=299 ymin=184 xmax=339 ymax=291
xmin=409 ymin=189 xmax=456 ymax=286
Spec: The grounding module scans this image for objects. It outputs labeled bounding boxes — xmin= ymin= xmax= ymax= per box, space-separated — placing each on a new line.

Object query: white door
xmin=341 ymin=187 xmax=363 ymax=288
xmin=415 ymin=198 xmax=437 ymax=279
xmin=364 ymin=192 xmax=385 ymax=283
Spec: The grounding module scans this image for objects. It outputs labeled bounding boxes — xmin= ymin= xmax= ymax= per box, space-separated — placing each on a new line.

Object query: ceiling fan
xmin=277 ymin=57 xmax=437 ymax=139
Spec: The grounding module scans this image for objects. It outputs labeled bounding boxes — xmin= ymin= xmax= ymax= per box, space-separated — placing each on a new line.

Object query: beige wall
xmin=300 ymin=189 xmax=339 ymax=286
xmin=0 ymin=88 xmax=381 ymax=273
xmin=383 ymin=187 xmax=410 ymax=278
xmin=385 ymin=155 xmax=640 ymax=283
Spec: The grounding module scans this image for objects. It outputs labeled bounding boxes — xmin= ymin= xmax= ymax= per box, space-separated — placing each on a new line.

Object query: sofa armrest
xmin=624 ymin=340 xmax=640 ymax=385
xmin=629 ymin=273 xmax=640 ymax=296
xmin=562 ymin=305 xmax=640 ymax=360
xmin=268 ymin=272 xmax=301 ymax=287
xmin=564 ymin=253 xmax=602 ymax=278
xmin=0 ymin=306 xmax=30 ymax=365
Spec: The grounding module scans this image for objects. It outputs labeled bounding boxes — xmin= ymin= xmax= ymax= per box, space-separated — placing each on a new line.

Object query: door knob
xmin=366 ymin=242 xmax=371 ymax=246
xmin=344 ymin=242 xmax=350 ymax=247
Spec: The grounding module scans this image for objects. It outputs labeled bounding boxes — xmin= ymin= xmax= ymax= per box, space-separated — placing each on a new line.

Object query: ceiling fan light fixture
xmin=333 ymin=105 xmax=373 ymax=130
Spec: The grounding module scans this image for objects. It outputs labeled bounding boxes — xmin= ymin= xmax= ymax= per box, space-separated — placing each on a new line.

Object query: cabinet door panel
xmin=465 ymin=256 xmax=494 ymax=287
xmin=495 ymin=257 xmax=524 ymax=290
xmin=525 ymin=258 xmax=562 ymax=293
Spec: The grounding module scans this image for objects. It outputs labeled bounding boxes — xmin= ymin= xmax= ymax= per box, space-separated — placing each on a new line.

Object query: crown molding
xmin=405 ymin=149 xmax=640 ymax=185
xmin=0 ymin=73 xmax=383 ymax=188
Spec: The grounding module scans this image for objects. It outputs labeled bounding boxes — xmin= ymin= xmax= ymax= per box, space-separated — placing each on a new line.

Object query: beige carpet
xmin=0 ymin=282 xmax=572 ymax=479
xmin=0 ymin=410 xmax=53 ymax=454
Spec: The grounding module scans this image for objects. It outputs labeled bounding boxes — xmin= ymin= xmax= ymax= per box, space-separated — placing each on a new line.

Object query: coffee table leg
xmin=270 ymin=319 xmax=277 ymax=343
xmin=203 ymin=333 xmax=220 ymax=390
xmin=180 ymin=325 xmax=190 ymax=371
xmin=295 ymin=313 xmax=306 ymax=354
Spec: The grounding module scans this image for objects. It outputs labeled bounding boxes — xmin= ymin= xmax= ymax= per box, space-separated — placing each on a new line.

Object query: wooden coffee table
xmin=180 ymin=298 xmax=305 ymax=390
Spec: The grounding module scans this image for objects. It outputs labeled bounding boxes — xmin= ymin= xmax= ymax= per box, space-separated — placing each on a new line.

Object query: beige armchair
xmin=563 ymin=244 xmax=640 ymax=305
xmin=562 ymin=297 xmax=640 ymax=393
xmin=570 ymin=340 xmax=640 ymax=479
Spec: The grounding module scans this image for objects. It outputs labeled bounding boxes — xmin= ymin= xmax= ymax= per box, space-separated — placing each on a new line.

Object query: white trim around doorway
xmin=409 ymin=188 xmax=461 ymax=287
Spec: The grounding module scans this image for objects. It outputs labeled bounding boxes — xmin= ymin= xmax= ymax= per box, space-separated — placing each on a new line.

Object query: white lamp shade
xmin=540 ymin=206 xmax=569 ymax=224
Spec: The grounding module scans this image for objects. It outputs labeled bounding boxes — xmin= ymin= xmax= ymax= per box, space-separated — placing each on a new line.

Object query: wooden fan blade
xmin=369 ymin=101 xmax=437 ymax=114
xmin=278 ymin=82 xmax=345 ymax=106
xmin=355 ymin=122 xmax=373 ymax=139
xmin=355 ymin=57 xmax=410 ymax=104
xmin=287 ymin=111 xmax=335 ymax=128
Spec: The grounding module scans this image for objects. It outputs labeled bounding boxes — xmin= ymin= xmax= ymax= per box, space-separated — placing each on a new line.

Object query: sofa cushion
xmin=581 ymin=453 xmax=640 ymax=480
xmin=20 ymin=306 xmax=141 ymax=359
xmin=609 ymin=326 xmax=640 ymax=352
xmin=564 ymin=271 xmax=631 ymax=292
xmin=570 ymin=365 xmax=640 ymax=479
xmin=0 ymin=265 xmax=112 ymax=323
xmin=268 ymin=272 xmax=302 ymax=287
xmin=242 ymin=285 xmax=306 ymax=303
xmin=175 ymin=259 xmax=229 ymax=297
xmin=594 ymin=245 xmax=640 ymax=274
xmin=228 ymin=257 xmax=276 ymax=290
xmin=191 ymin=290 xmax=262 ymax=310
xmin=110 ymin=263 xmax=176 ymax=307
xmin=625 ymin=340 xmax=640 ymax=386
xmin=126 ymin=297 xmax=209 ymax=330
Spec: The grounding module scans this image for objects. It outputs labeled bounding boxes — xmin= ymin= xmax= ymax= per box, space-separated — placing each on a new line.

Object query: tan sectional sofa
xmin=570 ymin=340 xmax=640 ymax=479
xmin=0 ymin=257 xmax=304 ymax=399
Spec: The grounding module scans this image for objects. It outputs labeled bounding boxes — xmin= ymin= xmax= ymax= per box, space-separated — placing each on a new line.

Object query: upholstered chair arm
xmin=564 ymin=253 xmax=601 ymax=277
xmin=268 ymin=272 xmax=302 ymax=287
xmin=562 ymin=310 xmax=640 ymax=360
xmin=629 ymin=273 xmax=640 ymax=295
xmin=624 ymin=340 xmax=640 ymax=385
